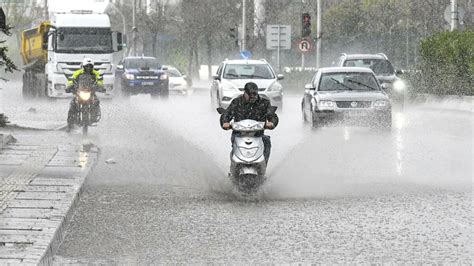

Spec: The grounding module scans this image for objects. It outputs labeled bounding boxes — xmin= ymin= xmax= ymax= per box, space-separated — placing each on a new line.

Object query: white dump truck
xmin=21 ymin=10 xmax=124 ymax=98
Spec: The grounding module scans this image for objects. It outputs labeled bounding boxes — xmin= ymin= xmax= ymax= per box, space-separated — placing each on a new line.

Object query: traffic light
xmin=229 ymin=28 xmax=236 ymax=39
xmin=229 ymin=27 xmax=239 ymax=47
xmin=302 ymin=13 xmax=311 ymax=38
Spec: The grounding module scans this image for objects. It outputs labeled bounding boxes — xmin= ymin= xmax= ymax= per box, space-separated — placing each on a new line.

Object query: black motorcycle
xmin=68 ymin=75 xmax=102 ymax=135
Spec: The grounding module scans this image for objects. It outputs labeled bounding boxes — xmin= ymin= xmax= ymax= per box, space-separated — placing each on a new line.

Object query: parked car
xmin=163 ymin=65 xmax=189 ymax=95
xmin=115 ymin=56 xmax=169 ymax=98
xmin=210 ymin=59 xmax=284 ymax=109
xmin=336 ymin=53 xmax=406 ymax=103
xmin=301 ymin=67 xmax=392 ymax=129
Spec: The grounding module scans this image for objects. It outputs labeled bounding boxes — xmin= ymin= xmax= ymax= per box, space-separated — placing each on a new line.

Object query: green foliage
xmin=417 ymin=30 xmax=474 ymax=95
xmin=0 ymin=113 xmax=9 ymax=127
xmin=0 ymin=25 xmax=18 ymax=80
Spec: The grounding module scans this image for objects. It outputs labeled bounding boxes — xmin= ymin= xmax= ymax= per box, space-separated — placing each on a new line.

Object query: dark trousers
xmin=231 ymin=132 xmax=271 ymax=164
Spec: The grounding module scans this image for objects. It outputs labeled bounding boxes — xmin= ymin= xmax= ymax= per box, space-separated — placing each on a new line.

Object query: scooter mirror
xmin=216 ymin=107 xmax=226 ymax=114
xmin=268 ymin=106 xmax=277 ymax=114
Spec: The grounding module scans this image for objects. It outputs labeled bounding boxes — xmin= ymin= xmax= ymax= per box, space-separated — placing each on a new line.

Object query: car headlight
xmin=125 ymin=73 xmax=135 ymax=80
xmin=374 ymin=100 xmax=389 ymax=107
xmin=160 ymin=74 xmax=168 ymax=80
xmin=318 ymin=100 xmax=334 ymax=108
xmin=393 ymin=80 xmax=406 ymax=92
xmin=79 ymin=91 xmax=91 ymax=101
xmin=268 ymin=82 xmax=282 ymax=92
xmin=222 ymin=83 xmax=236 ymax=91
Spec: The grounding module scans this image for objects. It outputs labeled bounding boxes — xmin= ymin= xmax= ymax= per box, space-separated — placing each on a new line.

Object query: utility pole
xmin=451 ymin=0 xmax=459 ymax=31
xmin=316 ymin=0 xmax=322 ymax=68
xmin=132 ymin=0 xmax=137 ymax=56
xmin=44 ymin=0 xmax=48 ymax=20
xmin=241 ymin=0 xmax=246 ymax=52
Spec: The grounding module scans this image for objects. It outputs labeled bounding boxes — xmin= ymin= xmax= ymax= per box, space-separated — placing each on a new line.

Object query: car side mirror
xmin=277 ymin=74 xmax=284 ymax=80
xmin=213 ymin=75 xmax=220 ymax=81
xmin=305 ymin=83 xmax=315 ymax=91
xmin=395 ymin=69 xmax=403 ymax=75
xmin=162 ymin=67 xmax=168 ymax=71
xmin=381 ymin=83 xmax=389 ymax=90
xmin=116 ymin=64 xmax=124 ymax=70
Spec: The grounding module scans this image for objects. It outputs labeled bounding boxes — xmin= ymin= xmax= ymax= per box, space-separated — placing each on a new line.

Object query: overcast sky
xmin=48 ymin=0 xmax=108 ymax=13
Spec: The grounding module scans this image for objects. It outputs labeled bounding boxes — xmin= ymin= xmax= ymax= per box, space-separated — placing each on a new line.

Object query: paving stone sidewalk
xmin=0 ymin=135 xmax=98 ymax=265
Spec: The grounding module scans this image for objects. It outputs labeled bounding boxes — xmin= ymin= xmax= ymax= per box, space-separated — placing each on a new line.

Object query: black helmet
xmin=244 ymin=82 xmax=258 ymax=95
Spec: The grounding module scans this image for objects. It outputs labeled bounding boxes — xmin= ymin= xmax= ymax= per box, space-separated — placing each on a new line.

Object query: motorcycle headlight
xmin=393 ymin=80 xmax=406 ymax=92
xmin=251 ymin=123 xmax=264 ymax=130
xmin=268 ymin=82 xmax=282 ymax=92
xmin=160 ymin=74 xmax=168 ymax=80
xmin=79 ymin=91 xmax=91 ymax=101
xmin=374 ymin=100 xmax=389 ymax=107
xmin=318 ymin=100 xmax=335 ymax=108
xmin=125 ymin=73 xmax=135 ymax=80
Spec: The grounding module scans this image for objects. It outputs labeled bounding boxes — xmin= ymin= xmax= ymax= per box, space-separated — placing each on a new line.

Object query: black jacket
xmin=220 ymin=95 xmax=279 ymax=128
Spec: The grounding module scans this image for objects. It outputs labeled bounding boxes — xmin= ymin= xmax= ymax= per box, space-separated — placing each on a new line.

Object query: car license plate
xmin=142 ymin=81 xmax=154 ymax=86
xmin=347 ymin=111 xmax=366 ymax=117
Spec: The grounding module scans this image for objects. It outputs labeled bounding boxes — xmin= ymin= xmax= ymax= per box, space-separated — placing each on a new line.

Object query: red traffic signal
xmin=301 ymin=13 xmax=311 ymax=38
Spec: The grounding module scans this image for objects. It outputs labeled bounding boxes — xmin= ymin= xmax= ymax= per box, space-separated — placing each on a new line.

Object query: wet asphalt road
xmin=1 ymin=83 xmax=472 ymax=263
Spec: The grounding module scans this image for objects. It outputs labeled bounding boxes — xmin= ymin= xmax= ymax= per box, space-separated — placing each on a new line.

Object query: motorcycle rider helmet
xmin=81 ymin=58 xmax=94 ymax=73
xmin=244 ymin=82 xmax=259 ymax=103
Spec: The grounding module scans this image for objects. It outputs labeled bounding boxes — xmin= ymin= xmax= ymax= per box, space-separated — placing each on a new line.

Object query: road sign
xmin=240 ymin=50 xmax=252 ymax=59
xmin=266 ymin=25 xmax=291 ymax=50
xmin=298 ymin=39 xmax=312 ymax=53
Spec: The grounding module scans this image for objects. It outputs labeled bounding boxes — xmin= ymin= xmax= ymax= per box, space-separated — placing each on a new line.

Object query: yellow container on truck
xmin=21 ymin=22 xmax=51 ymax=67
xmin=21 ymin=22 xmax=51 ymax=98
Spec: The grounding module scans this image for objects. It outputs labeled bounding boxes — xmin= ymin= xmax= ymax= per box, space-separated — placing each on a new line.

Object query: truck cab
xmin=21 ymin=10 xmax=123 ymax=99
xmin=47 ymin=11 xmax=122 ymax=98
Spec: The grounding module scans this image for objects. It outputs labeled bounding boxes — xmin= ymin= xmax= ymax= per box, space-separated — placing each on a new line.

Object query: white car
xmin=301 ymin=67 xmax=392 ymax=129
xmin=164 ymin=65 xmax=189 ymax=95
xmin=210 ymin=59 xmax=284 ymax=109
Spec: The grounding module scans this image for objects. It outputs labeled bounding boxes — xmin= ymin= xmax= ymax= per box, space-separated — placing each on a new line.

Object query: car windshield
xmin=319 ymin=72 xmax=379 ymax=91
xmin=223 ymin=64 xmax=275 ymax=79
xmin=166 ymin=68 xmax=182 ymax=77
xmin=56 ymin=27 xmax=113 ymax=54
xmin=126 ymin=58 xmax=162 ymax=69
xmin=343 ymin=59 xmax=395 ymax=75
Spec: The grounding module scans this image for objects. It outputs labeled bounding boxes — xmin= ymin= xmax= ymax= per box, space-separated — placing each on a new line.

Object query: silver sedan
xmin=301 ymin=67 xmax=392 ymax=129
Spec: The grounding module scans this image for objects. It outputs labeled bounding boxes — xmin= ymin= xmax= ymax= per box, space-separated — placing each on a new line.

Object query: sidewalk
xmin=0 ymin=132 xmax=98 ymax=264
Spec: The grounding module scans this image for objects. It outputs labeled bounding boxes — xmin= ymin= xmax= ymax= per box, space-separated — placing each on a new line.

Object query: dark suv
xmin=337 ymin=53 xmax=406 ymax=103
xmin=115 ymin=56 xmax=169 ymax=98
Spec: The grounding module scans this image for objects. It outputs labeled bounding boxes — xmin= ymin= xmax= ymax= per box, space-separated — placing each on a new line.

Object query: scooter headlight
xmin=79 ymin=91 xmax=91 ymax=101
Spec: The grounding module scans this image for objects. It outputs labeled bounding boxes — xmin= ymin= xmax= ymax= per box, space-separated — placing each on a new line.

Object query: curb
xmin=0 ymin=143 xmax=99 ymax=264
xmin=409 ymin=94 xmax=473 ymax=112
xmin=39 ymin=145 xmax=99 ymax=265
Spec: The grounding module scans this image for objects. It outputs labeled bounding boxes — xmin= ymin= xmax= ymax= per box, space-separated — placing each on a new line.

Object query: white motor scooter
xmin=217 ymin=107 xmax=276 ymax=193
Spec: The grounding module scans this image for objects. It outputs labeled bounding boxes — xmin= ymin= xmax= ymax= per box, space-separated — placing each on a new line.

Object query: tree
xmin=0 ymin=9 xmax=17 ymax=127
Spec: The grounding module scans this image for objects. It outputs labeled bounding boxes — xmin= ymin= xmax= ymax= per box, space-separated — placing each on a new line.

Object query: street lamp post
xmin=241 ymin=0 xmax=246 ymax=52
xmin=105 ymin=2 xmax=127 ymax=55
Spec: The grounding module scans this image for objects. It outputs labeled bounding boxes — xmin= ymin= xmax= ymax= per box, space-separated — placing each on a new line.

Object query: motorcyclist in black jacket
xmin=220 ymin=82 xmax=279 ymax=164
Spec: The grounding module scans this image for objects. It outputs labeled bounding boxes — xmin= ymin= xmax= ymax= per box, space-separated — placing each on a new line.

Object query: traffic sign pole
xmin=277 ymin=25 xmax=280 ymax=72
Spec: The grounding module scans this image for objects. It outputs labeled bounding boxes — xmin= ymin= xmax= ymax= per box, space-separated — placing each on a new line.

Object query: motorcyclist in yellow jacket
xmin=65 ymin=58 xmax=105 ymax=131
